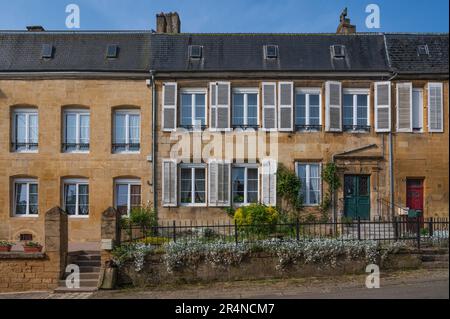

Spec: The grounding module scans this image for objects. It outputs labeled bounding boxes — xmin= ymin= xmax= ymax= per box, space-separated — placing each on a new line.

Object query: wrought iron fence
xmin=119 ymin=216 xmax=449 ymax=248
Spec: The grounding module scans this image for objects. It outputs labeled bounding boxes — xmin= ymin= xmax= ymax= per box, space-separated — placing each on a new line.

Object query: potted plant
xmin=23 ymin=241 xmax=43 ymax=253
xmin=0 ymin=241 xmax=14 ymax=252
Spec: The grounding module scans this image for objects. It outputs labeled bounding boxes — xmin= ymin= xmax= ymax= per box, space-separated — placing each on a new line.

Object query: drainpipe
xmin=387 ymin=74 xmax=397 ymax=220
xmin=150 ymin=71 xmax=157 ymax=216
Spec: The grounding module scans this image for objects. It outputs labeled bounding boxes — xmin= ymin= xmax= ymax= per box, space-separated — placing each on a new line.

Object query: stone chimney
xmin=336 ymin=8 xmax=356 ymax=34
xmin=26 ymin=26 xmax=45 ymax=32
xmin=156 ymin=12 xmax=181 ymax=34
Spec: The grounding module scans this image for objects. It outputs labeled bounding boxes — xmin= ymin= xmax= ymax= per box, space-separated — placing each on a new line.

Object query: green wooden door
xmin=344 ymin=175 xmax=370 ymax=220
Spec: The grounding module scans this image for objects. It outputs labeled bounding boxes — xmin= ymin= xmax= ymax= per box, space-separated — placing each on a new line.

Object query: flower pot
xmin=23 ymin=246 xmax=43 ymax=253
xmin=0 ymin=246 xmax=12 ymax=252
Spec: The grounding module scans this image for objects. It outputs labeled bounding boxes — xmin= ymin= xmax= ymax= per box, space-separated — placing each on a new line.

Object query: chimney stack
xmin=336 ymin=8 xmax=356 ymax=34
xmin=26 ymin=26 xmax=45 ymax=32
xmin=156 ymin=12 xmax=181 ymax=34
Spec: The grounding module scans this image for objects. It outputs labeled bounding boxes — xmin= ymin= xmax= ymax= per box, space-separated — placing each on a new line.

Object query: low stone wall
xmin=118 ymin=249 xmax=423 ymax=288
xmin=0 ymin=207 xmax=68 ymax=293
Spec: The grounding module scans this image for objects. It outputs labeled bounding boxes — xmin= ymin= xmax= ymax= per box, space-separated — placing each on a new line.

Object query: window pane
xmin=129 ymin=114 xmax=140 ymax=145
xmin=232 ymin=94 xmax=244 ymax=126
xmin=64 ymin=184 xmax=77 ymax=215
xmin=295 ymin=94 xmax=306 ymax=125
xmin=247 ymin=94 xmax=258 ymax=126
xmin=195 ymin=94 xmax=206 ymax=126
xmin=114 ymin=114 xmax=126 ymax=145
xmin=28 ymin=114 xmax=38 ymax=145
xmin=15 ymin=114 xmax=27 ymax=143
xmin=65 ymin=114 xmax=77 ymax=143
xmin=28 ymin=183 xmax=38 ymax=214
xmin=343 ymin=94 xmax=354 ymax=126
xmin=356 ymin=95 xmax=368 ymax=126
xmin=194 ymin=168 xmax=206 ymax=204
xmin=247 ymin=168 xmax=258 ymax=203
xmin=130 ymin=185 xmax=141 ymax=208
xmin=297 ymin=165 xmax=307 ymax=203
xmin=181 ymin=94 xmax=193 ymax=126
xmin=309 ymin=95 xmax=320 ymax=126
xmin=180 ymin=168 xmax=192 ymax=204
xmin=309 ymin=165 xmax=320 ymax=205
xmin=116 ymin=184 xmax=128 ymax=209
xmin=78 ymin=184 xmax=89 ymax=216
xmin=79 ymin=114 xmax=90 ymax=146
xmin=232 ymin=167 xmax=245 ymax=203
xmin=15 ymin=183 xmax=27 ymax=215
xmin=412 ymin=91 xmax=423 ymax=130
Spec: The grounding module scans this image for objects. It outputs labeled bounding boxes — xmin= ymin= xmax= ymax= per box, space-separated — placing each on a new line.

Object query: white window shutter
xmin=375 ymin=81 xmax=391 ymax=132
xmin=325 ymin=81 xmax=342 ymax=132
xmin=209 ymin=82 xmax=217 ymax=129
xmin=261 ymin=159 xmax=277 ymax=206
xmin=162 ymin=82 xmax=177 ymax=131
xmin=262 ymin=82 xmax=277 ymax=130
xmin=278 ymin=82 xmax=294 ymax=131
xmin=428 ymin=82 xmax=444 ymax=132
xmin=209 ymin=160 xmax=230 ymax=206
xmin=396 ymin=83 xmax=413 ymax=132
xmin=162 ymin=159 xmax=177 ymax=207
xmin=213 ymin=82 xmax=230 ymax=130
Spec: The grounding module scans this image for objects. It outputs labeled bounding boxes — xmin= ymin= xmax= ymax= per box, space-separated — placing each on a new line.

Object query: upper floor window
xmin=113 ymin=110 xmax=140 ymax=153
xmin=343 ymin=89 xmax=370 ymax=132
xmin=412 ymin=89 xmax=423 ymax=132
xmin=115 ymin=179 xmax=141 ymax=216
xmin=295 ymin=89 xmax=322 ymax=131
xmin=296 ymin=163 xmax=321 ymax=206
xmin=63 ymin=109 xmax=90 ymax=153
xmin=180 ymin=89 xmax=206 ymax=129
xmin=232 ymin=89 xmax=259 ymax=128
xmin=13 ymin=179 xmax=38 ymax=216
xmin=63 ymin=179 xmax=89 ymax=217
xmin=179 ymin=165 xmax=207 ymax=205
xmin=12 ymin=109 xmax=38 ymax=152
xmin=232 ymin=166 xmax=259 ymax=205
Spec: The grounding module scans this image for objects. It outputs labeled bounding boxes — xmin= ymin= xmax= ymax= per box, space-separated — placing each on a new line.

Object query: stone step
xmin=76 ymin=255 xmax=101 ymax=261
xmin=74 ymin=260 xmax=101 ymax=267
xmin=54 ymin=287 xmax=98 ymax=294
xmin=58 ymin=279 xmax=99 ymax=288
xmin=422 ymin=261 xmax=449 ymax=269
xmin=421 ymin=254 xmax=449 ymax=262
xmin=79 ymin=266 xmax=101 ymax=273
xmin=64 ymin=272 xmax=100 ymax=280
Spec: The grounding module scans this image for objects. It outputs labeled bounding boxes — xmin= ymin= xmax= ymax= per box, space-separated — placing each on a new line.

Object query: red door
xmin=407 ymin=179 xmax=424 ymax=212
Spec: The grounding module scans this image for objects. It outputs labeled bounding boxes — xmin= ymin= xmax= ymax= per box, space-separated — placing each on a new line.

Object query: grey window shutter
xmin=162 ymin=82 xmax=177 ymax=131
xmin=209 ymin=82 xmax=217 ymax=129
xmin=212 ymin=82 xmax=230 ymax=130
xmin=325 ymin=81 xmax=342 ymax=132
xmin=262 ymin=82 xmax=277 ymax=130
xmin=428 ymin=83 xmax=444 ymax=132
xmin=396 ymin=83 xmax=413 ymax=132
xmin=162 ymin=159 xmax=177 ymax=207
xmin=261 ymin=159 xmax=277 ymax=206
xmin=375 ymin=82 xmax=391 ymax=132
xmin=209 ymin=160 xmax=230 ymax=207
xmin=278 ymin=82 xmax=294 ymax=131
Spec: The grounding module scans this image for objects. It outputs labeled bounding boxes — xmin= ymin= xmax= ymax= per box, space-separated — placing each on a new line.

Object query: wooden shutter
xmin=209 ymin=82 xmax=230 ymax=130
xmin=209 ymin=82 xmax=217 ymax=129
xmin=278 ymin=82 xmax=294 ymax=131
xmin=209 ymin=160 xmax=230 ymax=206
xmin=261 ymin=159 xmax=277 ymax=206
xmin=162 ymin=159 xmax=177 ymax=207
xmin=262 ymin=82 xmax=277 ymax=130
xmin=375 ymin=81 xmax=391 ymax=132
xmin=325 ymin=81 xmax=342 ymax=132
xmin=162 ymin=82 xmax=177 ymax=131
xmin=428 ymin=82 xmax=444 ymax=132
xmin=396 ymin=83 xmax=413 ymax=132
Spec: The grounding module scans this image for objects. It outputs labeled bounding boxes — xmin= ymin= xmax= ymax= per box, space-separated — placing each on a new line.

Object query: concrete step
xmin=74 ymin=260 xmax=101 ymax=267
xmin=76 ymin=254 xmax=101 ymax=261
xmin=58 ymin=279 xmax=99 ymax=288
xmin=64 ymin=272 xmax=101 ymax=280
xmin=422 ymin=261 xmax=449 ymax=269
xmin=79 ymin=266 xmax=101 ymax=273
xmin=54 ymin=287 xmax=98 ymax=294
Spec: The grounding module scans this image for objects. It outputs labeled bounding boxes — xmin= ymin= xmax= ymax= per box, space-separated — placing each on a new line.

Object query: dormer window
xmin=106 ymin=44 xmax=119 ymax=59
xmin=264 ymin=45 xmax=279 ymax=59
xmin=41 ymin=44 xmax=53 ymax=59
xmin=331 ymin=45 xmax=345 ymax=58
xmin=417 ymin=44 xmax=429 ymax=57
xmin=189 ymin=45 xmax=203 ymax=59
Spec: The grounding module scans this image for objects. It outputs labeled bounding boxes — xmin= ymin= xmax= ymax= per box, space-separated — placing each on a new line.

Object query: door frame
xmin=406 ymin=177 xmax=424 ymax=212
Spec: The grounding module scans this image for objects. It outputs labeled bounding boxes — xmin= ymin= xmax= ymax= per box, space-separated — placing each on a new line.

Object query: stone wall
xmin=0 ymin=207 xmax=67 ymax=292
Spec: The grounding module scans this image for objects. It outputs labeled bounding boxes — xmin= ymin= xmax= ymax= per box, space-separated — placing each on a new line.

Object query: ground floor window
xmin=180 ymin=165 xmax=207 ymax=205
xmin=13 ymin=179 xmax=38 ymax=216
xmin=232 ymin=166 xmax=259 ymax=205
xmin=63 ymin=179 xmax=89 ymax=216
xmin=296 ymin=163 xmax=321 ymax=205
xmin=115 ymin=179 xmax=141 ymax=216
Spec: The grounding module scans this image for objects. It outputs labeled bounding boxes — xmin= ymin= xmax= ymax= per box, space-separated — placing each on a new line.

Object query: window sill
xmin=62 ymin=151 xmax=90 ymax=154
xmin=68 ymin=215 xmax=90 ymax=219
xmin=179 ymin=203 xmax=207 ymax=207
xmin=112 ymin=151 xmax=141 ymax=155
xmin=11 ymin=215 xmax=39 ymax=218
xmin=11 ymin=151 xmax=39 ymax=154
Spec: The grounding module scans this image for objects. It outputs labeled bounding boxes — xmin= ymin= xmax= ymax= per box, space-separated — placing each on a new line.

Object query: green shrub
xmin=234 ymin=204 xmax=279 ymax=236
xmin=276 ymin=164 xmax=302 ymax=217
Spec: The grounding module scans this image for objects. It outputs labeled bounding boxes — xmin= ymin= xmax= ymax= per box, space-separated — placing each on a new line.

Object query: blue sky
xmin=0 ymin=0 xmax=448 ymax=33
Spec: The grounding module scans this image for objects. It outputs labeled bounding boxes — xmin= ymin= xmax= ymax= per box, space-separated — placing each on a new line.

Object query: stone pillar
xmin=100 ymin=207 xmax=120 ymax=267
xmin=44 ymin=207 xmax=68 ymax=280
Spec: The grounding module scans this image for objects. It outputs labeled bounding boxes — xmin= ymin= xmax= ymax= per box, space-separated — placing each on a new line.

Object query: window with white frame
xmin=180 ymin=89 xmax=206 ymax=129
xmin=296 ymin=163 xmax=321 ymax=206
xmin=13 ymin=179 xmax=38 ymax=216
xmin=12 ymin=109 xmax=38 ymax=152
xmin=232 ymin=89 xmax=259 ymax=127
xmin=295 ymin=89 xmax=321 ymax=131
xmin=63 ymin=110 xmax=90 ymax=152
xmin=179 ymin=165 xmax=206 ymax=205
xmin=115 ymin=179 xmax=141 ymax=216
xmin=232 ymin=166 xmax=259 ymax=205
xmin=412 ymin=89 xmax=423 ymax=132
xmin=113 ymin=110 xmax=140 ymax=153
xmin=63 ymin=179 xmax=89 ymax=216
xmin=343 ymin=89 xmax=370 ymax=131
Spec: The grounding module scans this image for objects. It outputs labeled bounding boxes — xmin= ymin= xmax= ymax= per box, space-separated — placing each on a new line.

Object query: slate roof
xmin=0 ymin=31 xmax=448 ymax=75
xmin=385 ymin=33 xmax=449 ymax=74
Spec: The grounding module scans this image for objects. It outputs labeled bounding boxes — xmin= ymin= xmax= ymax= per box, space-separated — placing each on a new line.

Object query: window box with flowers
xmin=23 ymin=241 xmax=43 ymax=253
xmin=0 ymin=241 xmax=14 ymax=252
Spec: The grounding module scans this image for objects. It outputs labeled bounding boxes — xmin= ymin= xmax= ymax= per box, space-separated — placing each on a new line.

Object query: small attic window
xmin=189 ymin=45 xmax=203 ymax=59
xmin=417 ymin=44 xmax=429 ymax=57
xmin=41 ymin=44 xmax=53 ymax=59
xmin=331 ymin=45 xmax=346 ymax=58
xmin=264 ymin=45 xmax=279 ymax=59
xmin=107 ymin=45 xmax=119 ymax=59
